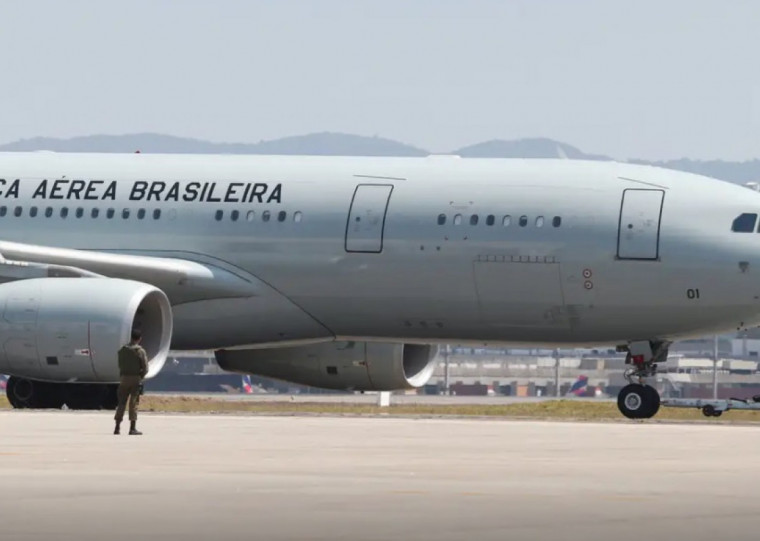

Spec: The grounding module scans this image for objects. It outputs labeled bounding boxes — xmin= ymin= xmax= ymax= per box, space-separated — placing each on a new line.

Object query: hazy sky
xmin=1 ymin=0 xmax=759 ymax=160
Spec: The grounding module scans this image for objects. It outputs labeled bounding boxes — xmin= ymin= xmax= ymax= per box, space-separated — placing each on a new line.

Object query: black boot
xmin=114 ymin=421 xmax=121 ymax=435
xmin=129 ymin=421 xmax=142 ymax=436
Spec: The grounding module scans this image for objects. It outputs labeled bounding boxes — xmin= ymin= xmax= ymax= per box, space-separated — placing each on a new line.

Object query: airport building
xmin=140 ymin=331 xmax=760 ymax=400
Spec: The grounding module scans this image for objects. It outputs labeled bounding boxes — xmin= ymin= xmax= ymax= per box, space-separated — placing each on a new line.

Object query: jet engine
xmin=0 ymin=278 xmax=173 ymax=383
xmin=216 ymin=341 xmax=439 ymax=391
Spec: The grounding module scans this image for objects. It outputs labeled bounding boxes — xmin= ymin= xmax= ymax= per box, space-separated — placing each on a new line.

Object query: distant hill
xmin=0 ymin=132 xmax=428 ymax=157
xmin=453 ymin=138 xmax=610 ymax=160
xmin=2 ymin=132 xmax=759 ymax=184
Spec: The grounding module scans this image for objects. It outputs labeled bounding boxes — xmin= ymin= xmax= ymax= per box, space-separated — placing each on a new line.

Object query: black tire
xmin=64 ymin=384 xmax=107 ymax=410
xmin=713 ymin=410 xmax=723 ymax=417
xmin=100 ymin=385 xmax=119 ymax=410
xmin=34 ymin=382 xmax=65 ymax=409
xmin=10 ymin=377 xmax=34 ymax=408
xmin=702 ymin=405 xmax=716 ymax=417
xmin=5 ymin=377 xmax=23 ymax=408
xmin=641 ymin=385 xmax=660 ymax=418
xmin=6 ymin=378 xmax=66 ymax=409
xmin=618 ymin=384 xmax=649 ymax=419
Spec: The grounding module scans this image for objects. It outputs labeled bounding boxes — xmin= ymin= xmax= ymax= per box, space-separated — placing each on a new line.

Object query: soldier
xmin=114 ymin=329 xmax=148 ymax=435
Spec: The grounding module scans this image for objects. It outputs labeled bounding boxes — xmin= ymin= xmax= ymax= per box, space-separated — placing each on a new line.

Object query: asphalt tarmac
xmin=1 ymin=412 xmax=759 ymax=541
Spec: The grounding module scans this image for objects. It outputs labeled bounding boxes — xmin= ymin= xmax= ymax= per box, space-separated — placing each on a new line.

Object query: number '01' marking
xmin=687 ymin=289 xmax=700 ymax=300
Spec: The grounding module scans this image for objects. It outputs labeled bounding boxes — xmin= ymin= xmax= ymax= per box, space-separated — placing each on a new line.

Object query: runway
xmin=1 ymin=412 xmax=760 ymax=540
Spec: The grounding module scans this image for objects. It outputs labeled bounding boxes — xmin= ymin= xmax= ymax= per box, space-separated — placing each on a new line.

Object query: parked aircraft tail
xmin=567 ymin=375 xmax=588 ymax=397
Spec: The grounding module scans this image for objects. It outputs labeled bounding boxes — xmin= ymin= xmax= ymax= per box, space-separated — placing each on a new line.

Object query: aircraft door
xmin=617 ymin=189 xmax=664 ymax=260
xmin=345 ymin=184 xmax=394 ymax=253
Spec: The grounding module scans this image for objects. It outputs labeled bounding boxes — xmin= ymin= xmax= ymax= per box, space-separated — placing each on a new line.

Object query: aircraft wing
xmin=0 ymin=240 xmax=258 ymax=305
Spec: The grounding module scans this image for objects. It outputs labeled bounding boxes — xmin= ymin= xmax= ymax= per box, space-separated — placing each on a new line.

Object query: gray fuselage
xmin=0 ymin=152 xmax=758 ymax=350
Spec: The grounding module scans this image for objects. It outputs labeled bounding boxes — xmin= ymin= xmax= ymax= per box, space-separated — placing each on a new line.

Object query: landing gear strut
xmin=616 ymin=341 xmax=669 ymax=420
xmin=5 ymin=377 xmax=118 ymax=410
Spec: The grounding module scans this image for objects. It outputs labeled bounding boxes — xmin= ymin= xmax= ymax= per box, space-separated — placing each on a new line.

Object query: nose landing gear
xmin=616 ymin=341 xmax=669 ymax=419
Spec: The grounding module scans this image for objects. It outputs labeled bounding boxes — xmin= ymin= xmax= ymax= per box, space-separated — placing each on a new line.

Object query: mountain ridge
xmin=2 ymin=132 xmax=759 ymax=184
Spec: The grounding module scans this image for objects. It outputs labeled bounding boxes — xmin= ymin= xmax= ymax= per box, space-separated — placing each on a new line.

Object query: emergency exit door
xmin=617 ymin=189 xmax=665 ymax=260
xmin=345 ymin=184 xmax=394 ymax=253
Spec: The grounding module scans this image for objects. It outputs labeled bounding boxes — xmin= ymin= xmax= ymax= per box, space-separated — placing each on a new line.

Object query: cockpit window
xmin=731 ymin=213 xmax=757 ymax=232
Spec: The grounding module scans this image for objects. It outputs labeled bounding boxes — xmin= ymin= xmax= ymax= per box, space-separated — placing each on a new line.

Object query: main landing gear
xmin=5 ymin=377 xmax=118 ymax=410
xmin=616 ymin=341 xmax=670 ymax=420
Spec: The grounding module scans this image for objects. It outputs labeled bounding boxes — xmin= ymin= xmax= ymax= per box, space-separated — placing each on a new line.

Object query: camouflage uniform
xmin=114 ymin=344 xmax=148 ymax=427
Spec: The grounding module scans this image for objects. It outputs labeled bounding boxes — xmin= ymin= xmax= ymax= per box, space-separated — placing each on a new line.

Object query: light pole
xmin=712 ymin=335 xmax=719 ymax=399
xmin=443 ymin=345 xmax=451 ymax=395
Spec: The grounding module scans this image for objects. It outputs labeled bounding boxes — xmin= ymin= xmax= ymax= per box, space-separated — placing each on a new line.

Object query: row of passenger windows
xmin=437 ymin=213 xmax=562 ymax=228
xmin=0 ymin=205 xmax=162 ymax=220
xmin=0 ymin=205 xmax=305 ymax=224
xmin=215 ymin=209 xmax=303 ymax=223
xmin=731 ymin=213 xmax=760 ymax=232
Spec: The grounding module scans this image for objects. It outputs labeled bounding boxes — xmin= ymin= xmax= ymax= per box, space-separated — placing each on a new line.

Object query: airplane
xmin=242 ymin=375 xmax=253 ymax=394
xmin=0 ymin=151 xmax=757 ymax=420
xmin=567 ymin=375 xmax=590 ymax=397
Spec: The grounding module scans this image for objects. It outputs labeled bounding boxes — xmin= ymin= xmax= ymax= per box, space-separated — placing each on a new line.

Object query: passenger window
xmin=91 ymin=208 xmax=99 ymax=218
xmin=137 ymin=209 xmax=146 ymax=220
xmin=153 ymin=209 xmax=161 ymax=220
xmin=215 ymin=210 xmax=223 ymax=221
xmin=486 ymin=215 xmax=495 ymax=226
xmin=45 ymin=207 xmax=53 ymax=218
xmin=732 ymin=213 xmax=758 ymax=232
xmin=437 ymin=214 xmax=446 ymax=225
xmin=553 ymin=216 xmax=562 ymax=228
xmin=75 ymin=207 xmax=84 ymax=218
xmin=106 ymin=208 xmax=115 ymax=219
xmin=293 ymin=211 xmax=303 ymax=223
xmin=278 ymin=211 xmax=287 ymax=222
xmin=0 ymin=206 xmax=6 ymax=217
xmin=536 ymin=216 xmax=544 ymax=227
xmin=453 ymin=214 xmax=462 ymax=225
xmin=502 ymin=215 xmax=511 ymax=227
xmin=246 ymin=210 xmax=255 ymax=222
xmin=470 ymin=215 xmax=479 ymax=226
xmin=262 ymin=210 xmax=271 ymax=222
xmin=122 ymin=209 xmax=130 ymax=219
xmin=231 ymin=210 xmax=239 ymax=222
xmin=30 ymin=206 xmax=38 ymax=218
xmin=13 ymin=206 xmax=21 ymax=217
xmin=60 ymin=207 xmax=69 ymax=219
xmin=519 ymin=215 xmax=528 ymax=227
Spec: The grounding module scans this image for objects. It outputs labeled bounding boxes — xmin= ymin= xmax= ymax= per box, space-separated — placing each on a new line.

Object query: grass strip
xmin=4 ymin=394 xmax=760 ymax=422
xmin=137 ymin=396 xmax=760 ymax=421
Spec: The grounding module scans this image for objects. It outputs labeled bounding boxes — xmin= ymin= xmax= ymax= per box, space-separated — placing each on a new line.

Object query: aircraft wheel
xmin=100 ymin=385 xmax=118 ymax=410
xmin=6 ymin=377 xmax=25 ymax=408
xmin=618 ymin=384 xmax=649 ymax=419
xmin=5 ymin=378 xmax=64 ymax=409
xmin=641 ymin=385 xmax=660 ymax=418
xmin=64 ymin=384 xmax=106 ymax=410
xmin=35 ymin=382 xmax=65 ymax=409
xmin=9 ymin=377 xmax=34 ymax=408
xmin=702 ymin=405 xmax=716 ymax=417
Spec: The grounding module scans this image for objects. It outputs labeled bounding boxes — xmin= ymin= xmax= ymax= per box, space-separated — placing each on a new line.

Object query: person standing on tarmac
xmin=114 ymin=329 xmax=149 ymax=435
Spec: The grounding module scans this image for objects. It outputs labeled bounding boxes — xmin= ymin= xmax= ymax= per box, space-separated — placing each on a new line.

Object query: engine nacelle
xmin=216 ymin=341 xmax=439 ymax=391
xmin=0 ymin=278 xmax=172 ymax=383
